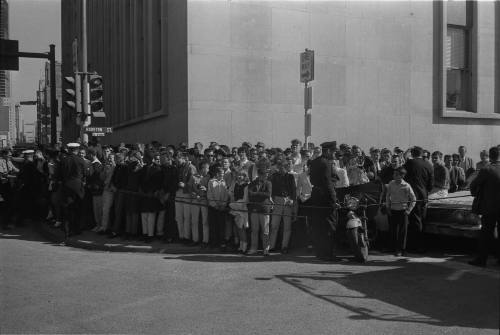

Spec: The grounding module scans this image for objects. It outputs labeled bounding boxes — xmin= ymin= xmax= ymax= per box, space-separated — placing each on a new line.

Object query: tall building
xmin=0 ymin=0 xmax=13 ymax=148
xmin=37 ymin=61 xmax=62 ymax=144
xmin=62 ymin=0 xmax=500 ymax=158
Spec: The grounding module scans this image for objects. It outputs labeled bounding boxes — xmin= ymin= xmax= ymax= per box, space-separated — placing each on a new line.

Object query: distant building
xmin=62 ymin=0 xmax=500 ymax=158
xmin=37 ymin=61 xmax=62 ymax=144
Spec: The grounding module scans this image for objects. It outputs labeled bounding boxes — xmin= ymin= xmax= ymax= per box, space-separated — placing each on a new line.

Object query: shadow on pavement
xmin=274 ymin=262 xmax=499 ymax=330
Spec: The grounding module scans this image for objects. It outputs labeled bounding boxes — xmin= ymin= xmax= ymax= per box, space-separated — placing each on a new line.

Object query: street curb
xmin=34 ymin=222 xmax=170 ymax=254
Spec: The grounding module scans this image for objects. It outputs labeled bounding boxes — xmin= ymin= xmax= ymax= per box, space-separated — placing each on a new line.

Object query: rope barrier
xmin=114 ymin=188 xmax=473 ymax=211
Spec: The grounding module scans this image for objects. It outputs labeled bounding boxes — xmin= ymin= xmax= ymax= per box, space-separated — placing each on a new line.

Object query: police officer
xmin=309 ymin=141 xmax=338 ymax=261
xmin=59 ymin=143 xmax=87 ymax=236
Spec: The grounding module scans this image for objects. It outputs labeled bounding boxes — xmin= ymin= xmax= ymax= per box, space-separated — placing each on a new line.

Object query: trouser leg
xmin=156 ymin=210 xmax=165 ymax=237
xmin=281 ymin=205 xmax=293 ymax=249
xmin=477 ymin=214 xmax=497 ymax=262
xmin=270 ymin=197 xmax=285 ymax=249
xmin=101 ymin=190 xmax=114 ymax=231
xmin=200 ymin=205 xmax=209 ymax=243
xmin=261 ymin=214 xmax=270 ymax=252
xmin=175 ymin=191 xmax=185 ymax=239
xmin=183 ymin=201 xmax=192 ymax=240
xmin=191 ymin=203 xmax=200 ymax=243
xmin=250 ymin=212 xmax=260 ymax=252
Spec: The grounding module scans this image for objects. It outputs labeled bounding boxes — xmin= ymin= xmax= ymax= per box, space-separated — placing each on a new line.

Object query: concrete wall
xmin=187 ymin=0 xmax=499 ymax=160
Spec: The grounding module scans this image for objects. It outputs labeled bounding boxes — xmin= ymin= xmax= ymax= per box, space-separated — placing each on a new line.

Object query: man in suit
xmin=468 ymin=146 xmax=500 ymax=267
xmin=403 ymin=146 xmax=434 ymax=253
xmin=59 ymin=143 xmax=87 ymax=236
xmin=309 ymin=141 xmax=338 ymax=261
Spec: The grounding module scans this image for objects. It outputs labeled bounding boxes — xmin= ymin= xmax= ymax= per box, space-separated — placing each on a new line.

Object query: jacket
xmin=470 ymin=162 xmax=500 ymax=215
xmin=403 ymin=158 xmax=433 ymax=200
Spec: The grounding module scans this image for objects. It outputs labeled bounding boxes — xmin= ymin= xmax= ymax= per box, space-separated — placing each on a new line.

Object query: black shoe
xmin=281 ymin=248 xmax=289 ymax=254
xmin=108 ymin=232 xmax=118 ymax=238
xmin=468 ymin=259 xmax=486 ymax=267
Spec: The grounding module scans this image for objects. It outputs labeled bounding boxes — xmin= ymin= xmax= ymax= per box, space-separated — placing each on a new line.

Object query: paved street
xmin=1 ymin=227 xmax=499 ymax=335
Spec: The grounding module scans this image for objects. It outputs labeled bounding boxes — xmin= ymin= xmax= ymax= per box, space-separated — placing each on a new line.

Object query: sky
xmin=8 ymin=0 xmax=61 ymax=123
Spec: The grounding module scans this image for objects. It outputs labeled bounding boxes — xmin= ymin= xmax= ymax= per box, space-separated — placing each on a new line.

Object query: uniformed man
xmin=309 ymin=141 xmax=338 ymax=261
xmin=59 ymin=143 xmax=87 ymax=236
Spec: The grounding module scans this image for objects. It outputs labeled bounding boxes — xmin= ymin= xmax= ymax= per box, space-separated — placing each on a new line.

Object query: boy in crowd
xmin=386 ymin=167 xmax=417 ymax=256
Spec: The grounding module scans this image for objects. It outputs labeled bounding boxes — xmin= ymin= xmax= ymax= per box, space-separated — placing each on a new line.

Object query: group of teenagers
xmin=1 ymin=138 xmax=499 ymax=263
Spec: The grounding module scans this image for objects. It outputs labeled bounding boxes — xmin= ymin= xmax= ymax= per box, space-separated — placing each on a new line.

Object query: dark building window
xmin=445 ymin=0 xmax=473 ymax=111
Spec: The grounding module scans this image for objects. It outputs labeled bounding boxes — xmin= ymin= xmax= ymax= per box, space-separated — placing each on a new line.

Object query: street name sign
xmin=84 ymin=127 xmax=112 ymax=133
xmin=300 ymin=49 xmax=314 ymax=83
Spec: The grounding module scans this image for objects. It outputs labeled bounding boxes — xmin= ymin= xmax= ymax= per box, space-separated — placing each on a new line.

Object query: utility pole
xmin=81 ymin=0 xmax=89 ymax=144
xmin=49 ymin=44 xmax=57 ymax=144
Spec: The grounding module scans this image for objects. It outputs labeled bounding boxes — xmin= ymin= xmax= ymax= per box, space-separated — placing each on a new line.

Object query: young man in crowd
xmin=429 ymin=151 xmax=450 ymax=199
xmin=175 ymin=151 xmax=197 ymax=243
xmin=247 ymin=159 xmax=273 ymax=256
xmin=157 ymin=150 xmax=179 ymax=242
xmin=476 ymin=150 xmax=490 ymax=170
xmin=449 ymin=154 xmax=466 ymax=193
xmin=403 ymin=146 xmax=433 ymax=253
xmin=87 ymin=148 xmax=105 ymax=233
xmin=139 ymin=152 xmax=163 ymax=243
xmin=269 ymin=159 xmax=297 ymax=254
xmin=188 ymin=161 xmax=210 ymax=247
xmin=207 ymin=164 xmax=229 ymax=250
xmin=458 ymin=145 xmax=475 ymax=178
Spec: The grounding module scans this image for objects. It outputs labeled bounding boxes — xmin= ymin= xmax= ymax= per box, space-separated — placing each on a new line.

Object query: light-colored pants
xmin=92 ymin=195 xmax=103 ymax=227
xmin=249 ymin=212 xmax=270 ymax=252
xmin=191 ymin=199 xmax=209 ymax=243
xmin=141 ymin=212 xmax=158 ymax=237
xmin=270 ymin=196 xmax=293 ymax=249
xmin=101 ymin=190 xmax=114 ymax=231
xmin=175 ymin=190 xmax=191 ymax=239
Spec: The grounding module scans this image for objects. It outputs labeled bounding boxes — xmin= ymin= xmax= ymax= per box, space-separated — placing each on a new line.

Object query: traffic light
xmin=88 ymin=74 xmax=105 ymax=117
xmin=64 ymin=73 xmax=82 ymax=124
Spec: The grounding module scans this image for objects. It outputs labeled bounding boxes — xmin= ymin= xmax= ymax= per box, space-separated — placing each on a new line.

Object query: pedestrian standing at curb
xmin=269 ymin=159 xmax=296 ymax=254
xmin=123 ymin=151 xmax=143 ymax=240
xmin=99 ymin=151 xmax=116 ymax=234
xmin=229 ymin=169 xmax=250 ymax=253
xmin=87 ymin=148 xmax=104 ymax=233
xmin=207 ymin=164 xmax=229 ymax=250
xmin=139 ymin=152 xmax=163 ymax=243
xmin=469 ymin=146 xmax=500 ymax=267
xmin=175 ymin=151 xmax=197 ymax=244
xmin=386 ymin=167 xmax=416 ymax=256
xmin=187 ymin=161 xmax=210 ymax=246
xmin=108 ymin=153 xmax=128 ymax=238
xmin=247 ymin=159 xmax=273 ymax=256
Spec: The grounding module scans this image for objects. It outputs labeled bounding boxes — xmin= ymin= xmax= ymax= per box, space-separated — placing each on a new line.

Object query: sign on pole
xmin=84 ymin=126 xmax=112 ymax=133
xmin=300 ymin=49 xmax=314 ymax=83
xmin=305 ymin=111 xmax=311 ymax=138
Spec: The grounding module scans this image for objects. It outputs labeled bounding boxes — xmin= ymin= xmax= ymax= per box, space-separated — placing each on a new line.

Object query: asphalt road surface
xmin=1 ymin=227 xmax=499 ymax=335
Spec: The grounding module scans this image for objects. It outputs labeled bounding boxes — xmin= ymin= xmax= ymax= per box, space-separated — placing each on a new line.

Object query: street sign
xmin=91 ymin=132 xmax=105 ymax=137
xmin=84 ymin=126 xmax=112 ymax=133
xmin=300 ymin=49 xmax=314 ymax=83
xmin=304 ymin=86 xmax=312 ymax=110
xmin=0 ymin=39 xmax=19 ymax=71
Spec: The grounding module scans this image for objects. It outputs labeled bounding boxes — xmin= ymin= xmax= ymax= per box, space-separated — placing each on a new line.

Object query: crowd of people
xmin=0 ymin=138 xmax=499 ymax=263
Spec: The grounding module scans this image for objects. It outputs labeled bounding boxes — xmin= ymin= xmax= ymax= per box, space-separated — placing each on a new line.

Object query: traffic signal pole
xmin=81 ymin=0 xmax=89 ymax=144
xmin=49 ymin=44 xmax=57 ymax=145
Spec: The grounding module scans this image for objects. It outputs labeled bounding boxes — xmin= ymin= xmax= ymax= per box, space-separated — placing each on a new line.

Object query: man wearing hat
xmin=59 ymin=143 xmax=87 ymax=236
xmin=309 ymin=141 xmax=338 ymax=261
xmin=256 ymin=142 xmax=266 ymax=154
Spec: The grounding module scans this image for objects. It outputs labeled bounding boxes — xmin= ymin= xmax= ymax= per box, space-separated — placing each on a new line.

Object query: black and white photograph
xmin=1 ymin=0 xmax=499 ymax=333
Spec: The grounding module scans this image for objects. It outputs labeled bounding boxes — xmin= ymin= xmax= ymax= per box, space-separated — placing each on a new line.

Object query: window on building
xmin=445 ymin=0 xmax=473 ymax=111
